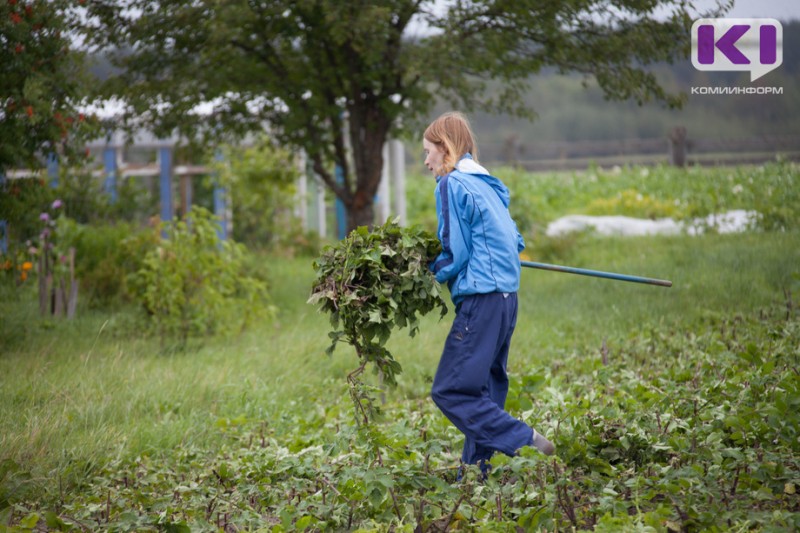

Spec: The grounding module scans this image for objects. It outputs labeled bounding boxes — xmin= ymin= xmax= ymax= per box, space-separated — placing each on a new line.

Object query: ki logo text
xmin=691 ymin=18 xmax=783 ymax=82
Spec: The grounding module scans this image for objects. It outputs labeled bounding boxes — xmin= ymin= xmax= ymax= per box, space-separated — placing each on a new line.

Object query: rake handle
xmin=521 ymin=260 xmax=673 ymax=288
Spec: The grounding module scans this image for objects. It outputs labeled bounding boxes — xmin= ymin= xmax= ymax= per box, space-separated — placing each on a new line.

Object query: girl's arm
xmin=432 ymin=176 xmax=472 ymax=283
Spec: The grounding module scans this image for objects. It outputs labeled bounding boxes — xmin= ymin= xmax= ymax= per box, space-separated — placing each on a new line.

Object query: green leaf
xmin=19 ymin=513 xmax=39 ymax=530
xmin=44 ymin=512 xmax=71 ymax=531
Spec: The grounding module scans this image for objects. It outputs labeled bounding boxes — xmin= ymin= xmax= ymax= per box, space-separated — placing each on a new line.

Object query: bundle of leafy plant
xmin=309 ymin=219 xmax=447 ymax=422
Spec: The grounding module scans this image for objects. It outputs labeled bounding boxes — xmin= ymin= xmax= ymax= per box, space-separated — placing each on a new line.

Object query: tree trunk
xmin=342 ymin=104 xmax=390 ymax=233
xmin=347 ymin=193 xmax=376 ymax=231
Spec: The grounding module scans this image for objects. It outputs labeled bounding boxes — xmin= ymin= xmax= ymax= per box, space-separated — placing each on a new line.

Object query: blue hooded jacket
xmin=431 ymin=154 xmax=525 ymax=306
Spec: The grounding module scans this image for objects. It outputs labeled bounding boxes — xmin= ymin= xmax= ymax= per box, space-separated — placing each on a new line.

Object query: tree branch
xmin=311 ymin=153 xmax=349 ymax=204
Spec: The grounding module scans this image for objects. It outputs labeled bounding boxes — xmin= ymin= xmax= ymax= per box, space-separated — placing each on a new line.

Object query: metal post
xmin=103 ymin=146 xmax=117 ymax=203
xmin=311 ymin=167 xmax=327 ymax=239
xmin=213 ymin=150 xmax=228 ymax=241
xmin=389 ymin=139 xmax=406 ymax=225
xmin=335 ymin=164 xmax=346 ymax=239
xmin=179 ymin=173 xmax=192 ymax=217
xmin=0 ymin=220 xmax=6 ymax=255
xmin=47 ymin=153 xmax=59 ymax=188
xmin=158 ymin=146 xmax=173 ymax=223
xmin=377 ymin=143 xmax=391 ymax=224
xmin=0 ymin=171 xmax=7 ymax=254
xmin=295 ymin=150 xmax=308 ymax=230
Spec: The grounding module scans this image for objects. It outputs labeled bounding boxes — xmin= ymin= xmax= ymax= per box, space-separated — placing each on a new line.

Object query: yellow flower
xmin=22 ymin=261 xmax=33 ymax=271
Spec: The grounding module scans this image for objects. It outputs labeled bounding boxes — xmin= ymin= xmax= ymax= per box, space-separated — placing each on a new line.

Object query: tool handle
xmin=521 ymin=260 xmax=672 ymax=287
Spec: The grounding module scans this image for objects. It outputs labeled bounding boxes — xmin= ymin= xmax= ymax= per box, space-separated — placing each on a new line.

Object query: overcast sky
xmin=714 ymin=0 xmax=799 ymax=20
xmin=406 ymin=1 xmax=799 ymax=39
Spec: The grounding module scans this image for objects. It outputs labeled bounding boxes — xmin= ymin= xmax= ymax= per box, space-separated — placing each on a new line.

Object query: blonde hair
xmin=423 ymin=111 xmax=479 ymax=176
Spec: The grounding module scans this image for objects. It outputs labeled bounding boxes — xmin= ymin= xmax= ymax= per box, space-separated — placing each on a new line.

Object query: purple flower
xmin=40 ymin=228 xmax=50 ymax=239
xmin=52 ymin=199 xmax=63 ymax=209
xmin=40 ymin=212 xmax=50 ymax=222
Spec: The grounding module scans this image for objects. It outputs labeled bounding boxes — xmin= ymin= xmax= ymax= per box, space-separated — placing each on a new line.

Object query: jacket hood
xmin=455 ymin=154 xmax=510 ymax=207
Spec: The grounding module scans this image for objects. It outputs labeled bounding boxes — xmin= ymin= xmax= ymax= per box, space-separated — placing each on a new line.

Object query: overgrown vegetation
xmin=406 ymin=160 xmax=800 ymax=262
xmin=128 ymin=207 xmax=273 ymax=348
xmin=209 ymin=138 xmax=303 ymax=250
xmin=1 ymin=263 xmax=797 ymax=531
xmin=1 ymin=163 xmax=799 ymax=531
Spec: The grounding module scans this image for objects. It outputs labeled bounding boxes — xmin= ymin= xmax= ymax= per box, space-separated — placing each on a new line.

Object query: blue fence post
xmin=47 ymin=153 xmax=59 ymax=189
xmin=159 ymin=146 xmax=173 ymax=225
xmin=0 ymin=171 xmax=7 ymax=255
xmin=103 ymin=146 xmax=117 ymax=203
xmin=335 ymin=163 xmax=346 ymax=240
xmin=0 ymin=220 xmax=6 ymax=255
xmin=213 ymin=150 xmax=227 ymax=241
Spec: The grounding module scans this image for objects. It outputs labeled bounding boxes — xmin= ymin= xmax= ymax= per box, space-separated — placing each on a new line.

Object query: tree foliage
xmin=0 ymin=0 xmax=97 ymax=173
xmin=81 ymin=0 xmax=725 ymax=230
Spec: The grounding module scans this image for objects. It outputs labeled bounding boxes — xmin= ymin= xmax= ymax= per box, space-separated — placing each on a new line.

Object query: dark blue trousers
xmin=431 ymin=292 xmax=533 ymax=465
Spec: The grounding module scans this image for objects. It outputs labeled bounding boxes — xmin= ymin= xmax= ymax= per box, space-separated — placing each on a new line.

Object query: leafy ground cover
xmin=406 ymin=160 xmax=800 ymax=244
xmin=1 ymin=163 xmax=799 ymax=531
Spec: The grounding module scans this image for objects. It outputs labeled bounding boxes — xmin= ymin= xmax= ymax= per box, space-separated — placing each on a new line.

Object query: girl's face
xmin=423 ymin=138 xmax=446 ymax=177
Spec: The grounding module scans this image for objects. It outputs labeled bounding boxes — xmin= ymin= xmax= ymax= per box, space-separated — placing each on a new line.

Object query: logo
xmin=691 ymin=18 xmax=783 ymax=82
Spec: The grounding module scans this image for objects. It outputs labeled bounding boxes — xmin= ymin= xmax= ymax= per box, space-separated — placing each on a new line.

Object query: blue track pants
xmin=431 ymin=292 xmax=533 ymax=465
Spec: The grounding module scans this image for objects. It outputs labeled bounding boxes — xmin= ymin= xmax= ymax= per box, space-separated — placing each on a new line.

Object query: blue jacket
xmin=431 ymin=154 xmax=525 ymax=306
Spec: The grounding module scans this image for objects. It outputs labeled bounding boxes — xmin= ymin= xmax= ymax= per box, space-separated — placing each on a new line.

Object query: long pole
xmin=521 ymin=260 xmax=672 ymax=288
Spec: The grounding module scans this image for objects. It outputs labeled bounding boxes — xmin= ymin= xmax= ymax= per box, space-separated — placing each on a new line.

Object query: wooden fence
xmin=480 ymin=132 xmax=800 ymax=171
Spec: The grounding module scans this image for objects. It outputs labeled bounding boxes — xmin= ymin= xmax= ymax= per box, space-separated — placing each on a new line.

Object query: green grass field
xmin=1 ymin=164 xmax=799 ymax=531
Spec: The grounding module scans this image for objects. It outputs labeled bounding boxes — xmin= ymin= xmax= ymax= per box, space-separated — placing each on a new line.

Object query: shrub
xmin=56 ymin=217 xmax=157 ymax=309
xmin=0 ymin=176 xmax=55 ymax=245
xmin=129 ymin=207 xmax=273 ymax=347
xmin=210 ymin=137 xmax=301 ymax=250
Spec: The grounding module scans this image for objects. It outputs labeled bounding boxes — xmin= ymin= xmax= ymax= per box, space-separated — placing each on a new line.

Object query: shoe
xmin=532 ymin=429 xmax=555 ymax=456
xmin=455 ymin=460 xmax=491 ymax=483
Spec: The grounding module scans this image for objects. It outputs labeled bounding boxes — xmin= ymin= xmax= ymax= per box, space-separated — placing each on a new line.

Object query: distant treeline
xmin=444 ymin=19 xmax=800 ymax=146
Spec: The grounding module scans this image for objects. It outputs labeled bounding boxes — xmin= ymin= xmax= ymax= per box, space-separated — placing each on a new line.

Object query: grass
xmin=2 ymin=230 xmax=798 ymax=497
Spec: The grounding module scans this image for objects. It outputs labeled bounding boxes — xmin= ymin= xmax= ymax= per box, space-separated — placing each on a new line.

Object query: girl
xmin=423 ymin=111 xmax=554 ymax=476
